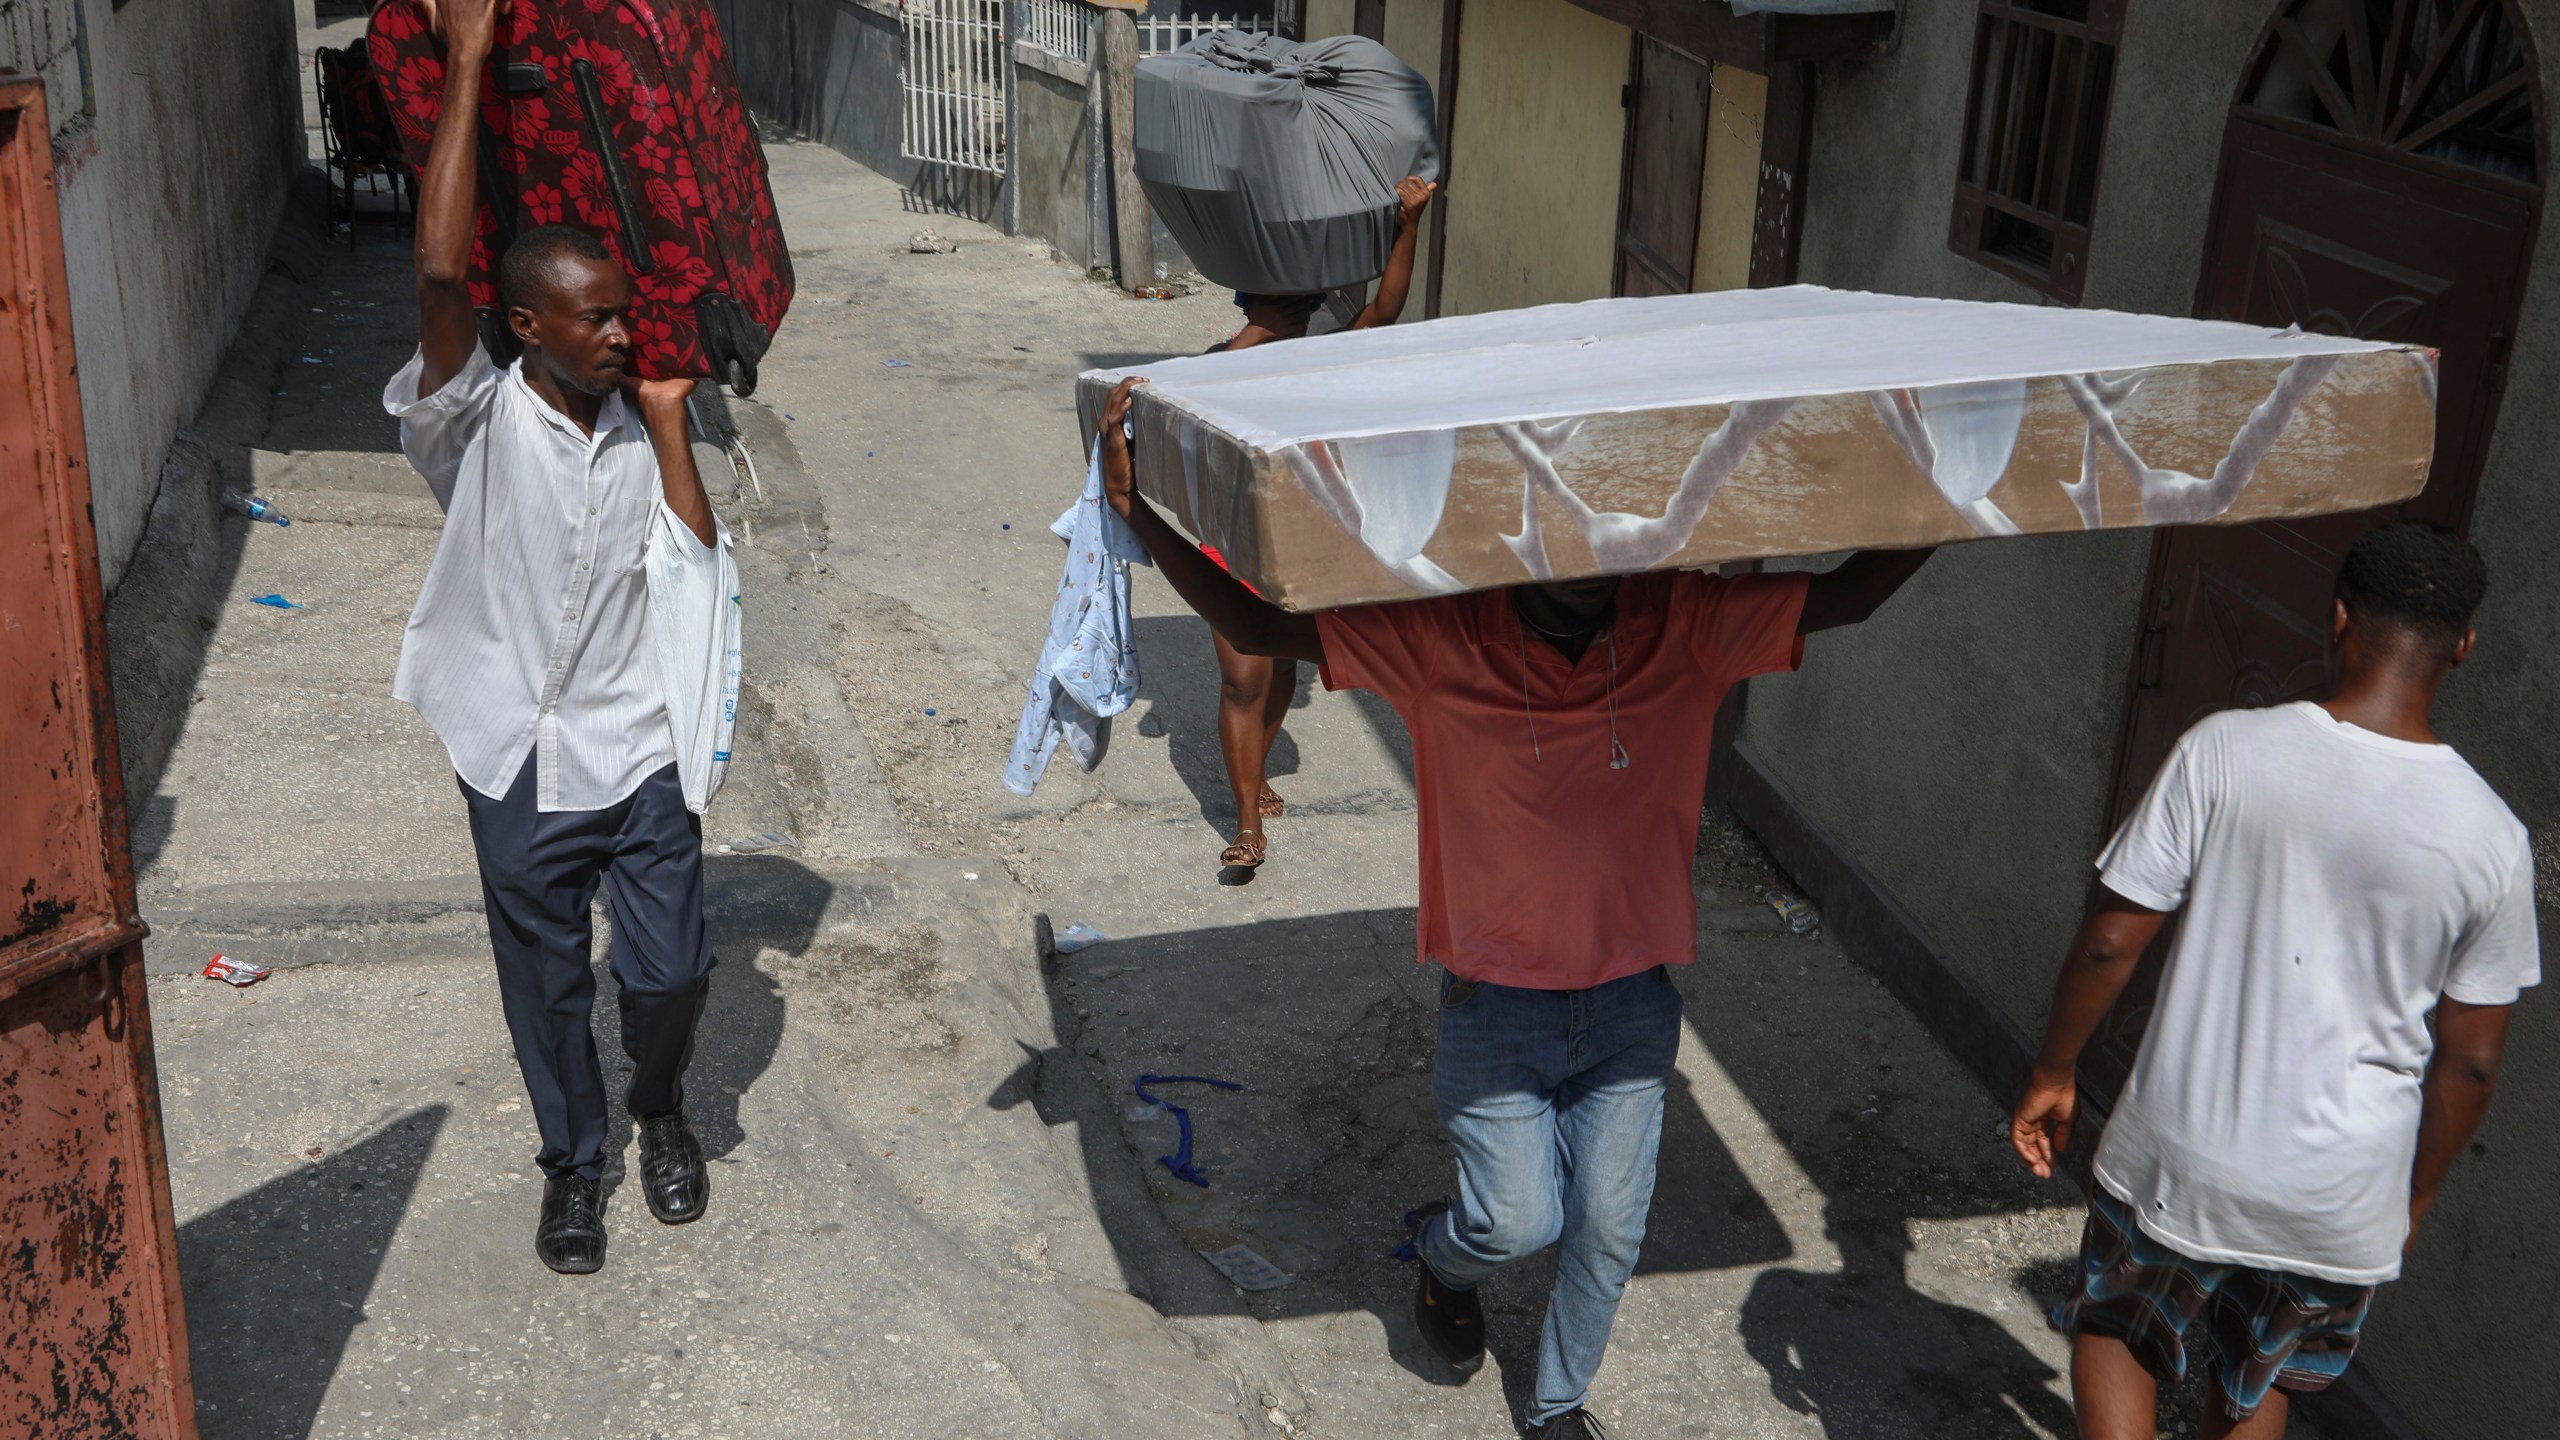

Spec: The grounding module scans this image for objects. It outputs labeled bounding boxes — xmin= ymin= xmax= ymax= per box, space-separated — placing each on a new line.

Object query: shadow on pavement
xmin=1131 ymin=614 xmax=1307 ymax=827
xmin=992 ymin=912 xmax=1788 ymax=1392
xmin=1129 ymin=614 xmax=1419 ymax=831
xmin=181 ymin=1105 xmax=448 ymax=1440
xmin=113 ymin=176 xmax=418 ymax=879
xmin=593 ymin=854 xmax=830 ymax=1186
xmin=998 ymin=904 xmax=2079 ymax=1435
xmin=1689 ymin=938 xmax=2082 ymax=1438
xmin=1740 ymin=1196 xmax=2075 ymax=1439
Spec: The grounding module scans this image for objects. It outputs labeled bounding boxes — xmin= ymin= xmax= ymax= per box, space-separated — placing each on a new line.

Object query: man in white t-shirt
xmin=2011 ymin=521 xmax=2536 ymax=1440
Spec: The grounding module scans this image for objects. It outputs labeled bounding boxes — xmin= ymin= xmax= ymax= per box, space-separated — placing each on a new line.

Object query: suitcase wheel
xmin=695 ymin=291 xmax=771 ymax=398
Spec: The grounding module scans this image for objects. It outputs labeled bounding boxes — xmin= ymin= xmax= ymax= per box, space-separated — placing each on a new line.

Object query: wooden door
xmin=2087 ymin=0 xmax=2544 ymax=1097
xmin=1613 ymin=36 xmax=1712 ymax=297
xmin=0 ymin=79 xmax=199 ymax=1439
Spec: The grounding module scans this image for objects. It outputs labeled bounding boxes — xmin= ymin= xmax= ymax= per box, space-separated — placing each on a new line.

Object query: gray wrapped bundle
xmin=1135 ymin=31 xmax=1439 ymax=296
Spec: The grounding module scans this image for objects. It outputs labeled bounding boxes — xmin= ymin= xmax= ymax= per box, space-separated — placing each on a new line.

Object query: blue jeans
xmin=1419 ymin=965 xmax=1684 ymax=1423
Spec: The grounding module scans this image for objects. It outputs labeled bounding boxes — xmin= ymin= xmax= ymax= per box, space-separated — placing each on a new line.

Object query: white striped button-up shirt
xmin=387 ymin=343 xmax=696 ymax=812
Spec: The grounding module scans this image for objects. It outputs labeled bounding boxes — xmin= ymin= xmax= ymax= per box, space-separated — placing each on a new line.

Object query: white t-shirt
xmin=2094 ymin=702 xmax=2539 ymax=1285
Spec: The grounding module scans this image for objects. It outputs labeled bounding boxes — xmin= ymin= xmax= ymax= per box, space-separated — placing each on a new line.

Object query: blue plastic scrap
xmin=1134 ymin=1073 xmax=1243 ymax=1188
xmin=250 ymin=594 xmax=304 ymax=610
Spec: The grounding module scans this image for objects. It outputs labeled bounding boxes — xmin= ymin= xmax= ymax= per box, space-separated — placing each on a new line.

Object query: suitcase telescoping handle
xmin=571 ymin=58 xmax=657 ymax=277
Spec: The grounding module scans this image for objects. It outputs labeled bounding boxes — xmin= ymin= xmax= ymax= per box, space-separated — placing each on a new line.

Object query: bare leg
xmin=1214 ymin=629 xmax=1274 ymax=856
xmin=2201 ymin=1388 xmax=2290 ymax=1440
xmin=2073 ymin=1333 xmax=2160 ymax=1440
xmin=1258 ymin=659 xmax=1298 ymax=815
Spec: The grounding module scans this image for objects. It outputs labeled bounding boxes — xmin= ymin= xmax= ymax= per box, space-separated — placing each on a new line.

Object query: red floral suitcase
xmin=368 ymin=0 xmax=792 ymax=394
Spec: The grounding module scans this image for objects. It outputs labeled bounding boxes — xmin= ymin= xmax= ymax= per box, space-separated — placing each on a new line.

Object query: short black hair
xmin=1232 ymin=290 xmax=1327 ymax=315
xmin=499 ymin=225 xmax=619 ymax=311
xmin=2335 ymin=520 xmax=2488 ymax=656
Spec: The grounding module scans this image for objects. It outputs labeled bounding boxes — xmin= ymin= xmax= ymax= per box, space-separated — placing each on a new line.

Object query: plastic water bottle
xmin=220 ymin=489 xmax=290 ymax=527
xmin=1762 ymin=889 xmax=1821 ymax=936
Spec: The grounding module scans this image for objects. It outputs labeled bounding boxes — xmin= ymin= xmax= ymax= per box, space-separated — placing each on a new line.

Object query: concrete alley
xmin=119 ymin=85 xmax=2318 ymax=1439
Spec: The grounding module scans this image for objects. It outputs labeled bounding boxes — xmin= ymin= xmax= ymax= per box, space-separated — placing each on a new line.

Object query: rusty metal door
xmin=0 ymin=76 xmax=199 ymax=1440
xmin=1613 ymin=35 xmax=1712 ymax=298
xmin=2087 ymin=0 xmax=2544 ymax=1097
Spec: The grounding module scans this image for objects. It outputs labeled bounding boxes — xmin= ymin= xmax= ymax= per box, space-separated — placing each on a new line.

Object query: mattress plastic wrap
xmin=1076 ymin=286 xmax=2439 ymax=612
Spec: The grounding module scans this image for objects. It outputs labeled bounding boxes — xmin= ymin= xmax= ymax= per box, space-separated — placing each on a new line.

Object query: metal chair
xmin=314 ymin=43 xmax=414 ymax=248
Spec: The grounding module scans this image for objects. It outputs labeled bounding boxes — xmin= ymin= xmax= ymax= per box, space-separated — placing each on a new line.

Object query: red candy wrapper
xmin=202 ymin=953 xmax=271 ymax=987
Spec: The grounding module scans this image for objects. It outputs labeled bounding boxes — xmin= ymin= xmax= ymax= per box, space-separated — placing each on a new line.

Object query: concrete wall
xmin=1378 ymin=0 xmax=1444 ymax=320
xmin=1745 ymin=0 xmax=2264 ymax=1045
xmin=713 ymin=0 xmax=926 ymax=191
xmin=1012 ymin=45 xmax=1101 ymax=270
xmin=1748 ymin=2 xmax=2560 ymax=1435
xmin=713 ymin=0 xmax=905 ymax=177
xmin=1304 ymin=0 xmax=1354 ymax=41
xmin=2365 ymin=11 xmax=2560 ymax=1431
xmin=36 ymin=0 xmax=304 ymax=590
xmin=1436 ymin=0 xmax=1625 ymax=314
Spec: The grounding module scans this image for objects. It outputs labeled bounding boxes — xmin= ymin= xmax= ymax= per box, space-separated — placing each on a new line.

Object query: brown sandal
xmin=1220 ymin=830 xmax=1268 ymax=869
xmin=1258 ymin=784 xmax=1286 ymax=820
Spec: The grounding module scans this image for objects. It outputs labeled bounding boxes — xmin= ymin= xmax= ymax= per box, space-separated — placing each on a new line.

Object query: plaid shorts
xmin=2050 ymin=1186 xmax=2376 ymax=1421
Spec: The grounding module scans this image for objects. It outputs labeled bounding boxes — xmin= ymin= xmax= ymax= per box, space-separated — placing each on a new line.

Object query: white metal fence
xmin=901 ymin=0 xmax=1010 ymax=174
xmin=1020 ymin=0 xmax=1092 ymax=64
xmin=1133 ymin=6 xmax=1290 ymax=55
xmin=1015 ymin=1 xmax=1296 ymax=63
xmin=0 ymin=0 xmax=91 ymax=133
xmin=909 ymin=1 xmax=1303 ymax=172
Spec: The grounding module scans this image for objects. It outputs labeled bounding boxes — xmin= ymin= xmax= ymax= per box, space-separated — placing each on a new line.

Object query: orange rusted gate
xmin=0 ymin=75 xmax=199 ymax=1438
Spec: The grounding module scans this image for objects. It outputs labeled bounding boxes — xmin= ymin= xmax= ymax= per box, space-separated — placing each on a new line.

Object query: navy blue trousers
xmin=461 ymin=758 xmax=716 ymax=1180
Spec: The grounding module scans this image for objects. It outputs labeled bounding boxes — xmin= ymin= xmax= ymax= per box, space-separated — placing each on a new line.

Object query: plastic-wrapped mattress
xmin=1076 ymin=286 xmax=2439 ymax=612
xmin=1135 ymin=30 xmax=1438 ymax=296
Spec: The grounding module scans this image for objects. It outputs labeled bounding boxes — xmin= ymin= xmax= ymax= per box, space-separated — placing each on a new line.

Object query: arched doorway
xmin=2088 ymin=0 xmax=2544 ymax=1095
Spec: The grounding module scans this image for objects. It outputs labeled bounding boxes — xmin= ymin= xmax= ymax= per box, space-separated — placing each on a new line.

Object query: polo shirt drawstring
xmin=1606 ymin=634 xmax=1631 ymax=770
xmin=1514 ymin=611 xmax=1631 ymax=771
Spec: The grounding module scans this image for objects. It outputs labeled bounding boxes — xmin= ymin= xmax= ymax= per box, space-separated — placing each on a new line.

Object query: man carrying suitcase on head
xmin=388 ymin=0 xmax=732 ymax=1275
xmin=1093 ymin=378 xmax=1935 ymax=1438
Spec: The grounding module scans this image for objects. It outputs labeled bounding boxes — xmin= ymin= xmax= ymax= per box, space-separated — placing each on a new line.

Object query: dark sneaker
xmin=1401 ymin=1201 xmax=1484 ymax=1366
xmin=637 ymin=1108 xmax=709 ymax=1225
xmin=535 ymin=1174 xmax=606 ymax=1275
xmin=1526 ymin=1408 xmax=1610 ymax=1440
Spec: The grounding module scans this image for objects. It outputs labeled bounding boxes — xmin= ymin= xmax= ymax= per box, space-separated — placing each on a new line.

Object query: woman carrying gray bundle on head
xmin=1133 ymin=26 xmax=1443 ymax=879
xmin=1198 ymin=175 xmax=1434 ymax=880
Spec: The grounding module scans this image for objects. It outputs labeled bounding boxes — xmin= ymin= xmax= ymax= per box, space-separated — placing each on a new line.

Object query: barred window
xmin=1949 ymin=0 xmax=2123 ymax=303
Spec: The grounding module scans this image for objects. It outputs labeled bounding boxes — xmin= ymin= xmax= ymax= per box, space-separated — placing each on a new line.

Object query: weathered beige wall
xmin=1303 ymin=0 xmax=1356 ymax=43
xmin=1691 ymin=64 xmax=1764 ymax=293
xmin=1380 ymin=0 xmax=1446 ymax=320
xmin=1299 ymin=0 xmax=1446 ymax=322
xmin=1438 ymin=0 xmax=1626 ymax=315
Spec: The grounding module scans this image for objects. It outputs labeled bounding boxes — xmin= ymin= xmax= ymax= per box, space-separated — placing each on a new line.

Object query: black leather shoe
xmin=637 ymin=1107 xmax=709 ymax=1225
xmin=1405 ymin=1201 xmax=1484 ymax=1366
xmin=535 ymin=1174 xmax=606 ymax=1275
xmin=1527 ymin=1408 xmax=1610 ymax=1440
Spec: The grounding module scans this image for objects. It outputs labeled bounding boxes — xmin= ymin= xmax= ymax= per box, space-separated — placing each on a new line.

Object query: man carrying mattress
xmin=1094 ymin=377 xmax=1933 ymax=1438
